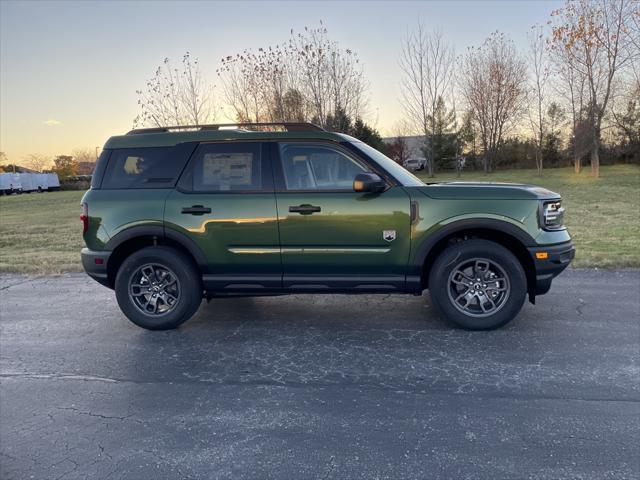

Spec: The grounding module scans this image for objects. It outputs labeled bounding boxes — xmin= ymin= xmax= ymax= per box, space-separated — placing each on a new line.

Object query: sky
xmin=0 ymin=0 xmax=562 ymax=162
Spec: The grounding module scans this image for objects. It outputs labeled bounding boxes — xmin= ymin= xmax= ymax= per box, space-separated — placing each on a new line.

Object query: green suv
xmin=81 ymin=123 xmax=574 ymax=331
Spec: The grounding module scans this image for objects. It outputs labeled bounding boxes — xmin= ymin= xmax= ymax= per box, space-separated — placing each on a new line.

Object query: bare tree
xmin=399 ymin=24 xmax=455 ymax=177
xmin=289 ymin=24 xmax=368 ymax=126
xmin=218 ymin=45 xmax=302 ymax=123
xmin=217 ymin=23 xmax=367 ymax=128
xmin=72 ymin=148 xmax=96 ymax=164
xmin=550 ymin=41 xmax=589 ymax=173
xmin=550 ymin=0 xmax=639 ymax=177
xmin=134 ymin=52 xmax=215 ymax=127
xmin=458 ymin=32 xmax=527 ymax=173
xmin=24 ymin=154 xmax=49 ymax=172
xmin=547 ymin=102 xmax=567 ymax=138
xmin=527 ymin=25 xmax=550 ymax=175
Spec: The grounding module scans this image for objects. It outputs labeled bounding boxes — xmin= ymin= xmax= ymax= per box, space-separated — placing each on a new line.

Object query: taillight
xmin=80 ymin=203 xmax=88 ymax=234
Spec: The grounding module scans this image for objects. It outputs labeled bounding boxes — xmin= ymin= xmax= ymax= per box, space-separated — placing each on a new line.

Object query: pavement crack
xmin=0 ymin=278 xmax=37 ymax=290
xmin=0 ymin=372 xmax=120 ymax=383
xmin=98 ymin=443 xmax=114 ymax=461
xmin=56 ymin=406 xmax=144 ymax=425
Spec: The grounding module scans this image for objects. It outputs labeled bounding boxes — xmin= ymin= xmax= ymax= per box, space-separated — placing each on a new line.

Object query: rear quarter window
xmin=90 ymin=149 xmax=111 ymax=189
xmin=101 ymin=144 xmax=196 ymax=189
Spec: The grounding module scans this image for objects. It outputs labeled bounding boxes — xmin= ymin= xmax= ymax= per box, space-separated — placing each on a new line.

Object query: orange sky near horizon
xmin=0 ymin=0 xmax=560 ymax=165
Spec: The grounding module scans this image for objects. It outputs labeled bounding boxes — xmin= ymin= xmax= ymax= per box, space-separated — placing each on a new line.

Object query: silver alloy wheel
xmin=128 ymin=263 xmax=181 ymax=316
xmin=447 ymin=258 xmax=511 ymax=318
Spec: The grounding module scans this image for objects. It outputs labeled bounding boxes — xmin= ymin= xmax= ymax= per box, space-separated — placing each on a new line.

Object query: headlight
xmin=541 ymin=200 xmax=565 ymax=230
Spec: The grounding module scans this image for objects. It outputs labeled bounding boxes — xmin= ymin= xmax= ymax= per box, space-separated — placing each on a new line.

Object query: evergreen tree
xmin=429 ymin=96 xmax=457 ymax=169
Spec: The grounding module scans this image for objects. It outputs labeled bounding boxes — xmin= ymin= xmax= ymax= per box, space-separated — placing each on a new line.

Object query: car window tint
xmin=279 ymin=143 xmax=366 ymax=190
xmin=102 ymin=147 xmax=185 ymax=189
xmin=187 ymin=143 xmax=262 ymax=192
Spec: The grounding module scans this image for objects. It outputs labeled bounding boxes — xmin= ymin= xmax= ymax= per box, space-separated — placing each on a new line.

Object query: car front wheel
xmin=114 ymin=246 xmax=202 ymax=330
xmin=428 ymin=239 xmax=527 ymax=330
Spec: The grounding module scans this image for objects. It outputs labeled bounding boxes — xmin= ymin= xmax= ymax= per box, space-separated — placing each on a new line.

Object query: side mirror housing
xmin=353 ymin=173 xmax=386 ymax=193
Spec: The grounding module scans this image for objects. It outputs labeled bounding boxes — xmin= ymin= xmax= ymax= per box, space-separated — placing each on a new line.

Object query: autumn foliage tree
xmin=549 ymin=0 xmax=639 ymax=177
xmin=386 ymin=136 xmax=411 ymax=165
xmin=52 ymin=155 xmax=77 ymax=180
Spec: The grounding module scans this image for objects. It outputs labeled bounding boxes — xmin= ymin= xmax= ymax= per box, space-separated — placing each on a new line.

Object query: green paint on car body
xmin=80 ymin=123 xmax=575 ymax=330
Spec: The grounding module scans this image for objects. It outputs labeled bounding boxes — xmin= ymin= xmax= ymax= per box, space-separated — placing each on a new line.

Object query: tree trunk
xmin=591 ymin=135 xmax=600 ymax=177
xmin=427 ymin=159 xmax=434 ymax=178
xmin=574 ymin=150 xmax=581 ymax=174
xmin=536 ymin=149 xmax=543 ymax=176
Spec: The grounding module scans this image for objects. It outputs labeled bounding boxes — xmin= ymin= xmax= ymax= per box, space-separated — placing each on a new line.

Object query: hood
xmin=414 ymin=182 xmax=561 ymax=200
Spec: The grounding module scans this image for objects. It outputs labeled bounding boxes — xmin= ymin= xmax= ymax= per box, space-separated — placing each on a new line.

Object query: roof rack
xmin=126 ymin=122 xmax=325 ymax=135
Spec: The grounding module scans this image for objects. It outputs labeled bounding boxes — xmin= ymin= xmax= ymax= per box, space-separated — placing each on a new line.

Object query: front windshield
xmin=350 ymin=141 xmax=425 ymax=187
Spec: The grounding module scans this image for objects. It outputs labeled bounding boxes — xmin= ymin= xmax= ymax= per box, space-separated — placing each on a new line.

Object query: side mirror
xmin=353 ymin=173 xmax=386 ymax=193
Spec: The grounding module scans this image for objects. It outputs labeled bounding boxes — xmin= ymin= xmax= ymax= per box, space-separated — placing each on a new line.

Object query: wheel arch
xmin=417 ymin=219 xmax=536 ymax=297
xmin=104 ymin=226 xmax=207 ymax=288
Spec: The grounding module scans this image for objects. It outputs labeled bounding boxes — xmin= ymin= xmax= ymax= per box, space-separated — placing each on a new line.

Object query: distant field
xmin=0 ymin=190 xmax=85 ymax=274
xmin=0 ymin=164 xmax=638 ymax=274
xmin=415 ymin=164 xmax=640 ymax=268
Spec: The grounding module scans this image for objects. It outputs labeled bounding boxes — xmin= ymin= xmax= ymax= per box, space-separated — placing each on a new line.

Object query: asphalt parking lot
xmin=1 ymin=269 xmax=638 ymax=479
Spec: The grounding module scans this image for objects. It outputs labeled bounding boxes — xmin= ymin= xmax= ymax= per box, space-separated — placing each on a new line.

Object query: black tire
xmin=428 ymin=239 xmax=527 ymax=330
xmin=115 ymin=246 xmax=202 ymax=330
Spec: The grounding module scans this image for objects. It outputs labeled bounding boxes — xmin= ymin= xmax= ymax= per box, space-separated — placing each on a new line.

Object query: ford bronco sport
xmin=81 ymin=123 xmax=574 ymax=331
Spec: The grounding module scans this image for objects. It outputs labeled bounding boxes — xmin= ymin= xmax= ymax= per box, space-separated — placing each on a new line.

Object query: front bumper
xmin=81 ymin=248 xmax=112 ymax=288
xmin=527 ymin=241 xmax=575 ymax=296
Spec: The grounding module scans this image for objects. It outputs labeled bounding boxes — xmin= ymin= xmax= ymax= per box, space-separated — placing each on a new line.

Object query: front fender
xmin=411 ymin=216 xmax=536 ymax=268
xmin=406 ymin=194 xmax=541 ymax=283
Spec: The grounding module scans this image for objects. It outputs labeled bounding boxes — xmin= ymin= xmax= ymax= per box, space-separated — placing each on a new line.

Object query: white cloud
xmin=44 ymin=119 xmax=61 ymax=126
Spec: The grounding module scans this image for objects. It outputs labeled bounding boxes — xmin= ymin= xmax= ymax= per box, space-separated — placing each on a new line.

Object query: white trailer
xmin=19 ymin=173 xmax=35 ymax=192
xmin=0 ymin=173 xmax=22 ymax=195
xmin=18 ymin=173 xmax=49 ymax=192
xmin=0 ymin=172 xmax=60 ymax=194
xmin=36 ymin=173 xmax=50 ymax=190
xmin=45 ymin=173 xmax=60 ymax=190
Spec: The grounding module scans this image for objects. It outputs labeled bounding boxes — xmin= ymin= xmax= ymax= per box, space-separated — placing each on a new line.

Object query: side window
xmin=101 ymin=145 xmax=193 ymax=189
xmin=180 ymin=142 xmax=264 ymax=192
xmin=279 ymin=143 xmax=367 ymax=190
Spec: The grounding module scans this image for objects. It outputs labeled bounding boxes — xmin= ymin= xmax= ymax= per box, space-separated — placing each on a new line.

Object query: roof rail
xmin=126 ymin=122 xmax=325 ymax=135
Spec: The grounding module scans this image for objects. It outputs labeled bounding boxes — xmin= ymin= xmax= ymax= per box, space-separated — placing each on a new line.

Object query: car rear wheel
xmin=115 ymin=246 xmax=202 ymax=330
xmin=428 ymin=239 xmax=527 ymax=330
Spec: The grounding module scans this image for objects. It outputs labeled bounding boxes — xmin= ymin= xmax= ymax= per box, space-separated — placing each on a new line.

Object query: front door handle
xmin=289 ymin=204 xmax=321 ymax=215
xmin=181 ymin=205 xmax=211 ymax=215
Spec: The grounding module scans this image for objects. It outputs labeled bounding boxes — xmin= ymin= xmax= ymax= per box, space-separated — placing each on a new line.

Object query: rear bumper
xmin=528 ymin=241 xmax=575 ymax=296
xmin=81 ymin=248 xmax=112 ymax=288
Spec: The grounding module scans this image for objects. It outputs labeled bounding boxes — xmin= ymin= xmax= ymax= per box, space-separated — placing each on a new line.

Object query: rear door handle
xmin=289 ymin=204 xmax=321 ymax=215
xmin=181 ymin=205 xmax=211 ymax=215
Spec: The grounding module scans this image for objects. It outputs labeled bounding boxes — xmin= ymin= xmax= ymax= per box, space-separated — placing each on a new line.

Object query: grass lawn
xmin=415 ymin=164 xmax=640 ymax=268
xmin=0 ymin=164 xmax=638 ymax=274
xmin=0 ymin=190 xmax=86 ymax=274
